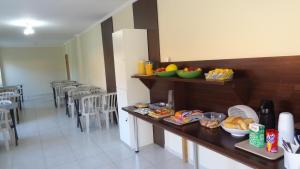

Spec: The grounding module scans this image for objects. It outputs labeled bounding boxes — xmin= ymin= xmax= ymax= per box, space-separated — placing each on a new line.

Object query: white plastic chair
xmin=0 ymin=93 xmax=19 ymax=124
xmin=69 ymin=90 xmax=91 ymax=118
xmin=0 ymin=108 xmax=12 ymax=151
xmin=100 ymin=92 xmax=118 ymax=129
xmin=90 ymin=87 xmax=106 ymax=94
xmin=55 ymin=85 xmax=73 ymax=107
xmin=63 ymin=86 xmax=76 ymax=116
xmin=81 ymin=94 xmax=102 ymax=133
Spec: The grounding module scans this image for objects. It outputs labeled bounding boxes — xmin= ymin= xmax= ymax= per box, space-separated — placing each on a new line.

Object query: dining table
xmin=0 ymin=102 xmax=19 ymax=146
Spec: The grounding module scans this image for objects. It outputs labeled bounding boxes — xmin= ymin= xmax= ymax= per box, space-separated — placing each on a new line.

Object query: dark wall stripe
xmin=101 ymin=18 xmax=116 ymax=92
xmin=133 ymin=0 xmax=161 ymax=63
xmin=133 ymin=0 xmax=164 ymax=147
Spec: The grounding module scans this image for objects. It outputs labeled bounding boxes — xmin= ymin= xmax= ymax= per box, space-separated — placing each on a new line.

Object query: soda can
xmin=266 ymin=129 xmax=278 ymax=153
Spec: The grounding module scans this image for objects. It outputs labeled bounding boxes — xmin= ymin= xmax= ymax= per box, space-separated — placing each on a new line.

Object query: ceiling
xmin=0 ymin=0 xmax=131 ymax=47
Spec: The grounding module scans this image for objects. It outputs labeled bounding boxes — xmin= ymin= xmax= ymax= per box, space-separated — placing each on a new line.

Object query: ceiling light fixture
xmin=24 ymin=26 xmax=35 ymax=35
xmin=23 ymin=22 xmax=35 ymax=35
xmin=10 ymin=18 xmax=47 ymax=27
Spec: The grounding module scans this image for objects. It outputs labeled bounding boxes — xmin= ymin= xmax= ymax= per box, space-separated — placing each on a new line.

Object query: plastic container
xmin=145 ymin=61 xmax=153 ymax=76
xmin=199 ymin=112 xmax=226 ymax=128
xmin=155 ymin=70 xmax=177 ymax=77
xmin=284 ymin=151 xmax=300 ymax=169
xmin=137 ymin=60 xmax=145 ymax=75
xmin=177 ymin=70 xmax=201 ymax=79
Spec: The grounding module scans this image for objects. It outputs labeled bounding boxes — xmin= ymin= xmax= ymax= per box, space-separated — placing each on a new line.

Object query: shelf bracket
xmin=140 ymin=79 xmax=155 ymax=89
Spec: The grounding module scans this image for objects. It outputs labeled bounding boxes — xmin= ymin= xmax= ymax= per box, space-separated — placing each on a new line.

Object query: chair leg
xmin=13 ymin=110 xmax=17 ymax=125
xmin=70 ymin=105 xmax=74 ymax=118
xmin=96 ymin=113 xmax=102 ymax=128
xmin=2 ymin=131 xmax=9 ymax=151
xmin=57 ymin=98 xmax=60 ymax=108
xmin=105 ymin=112 xmax=110 ymax=129
xmin=86 ymin=115 xmax=90 ymax=133
xmin=110 ymin=112 xmax=114 ymax=124
xmin=114 ymin=110 xmax=119 ymax=124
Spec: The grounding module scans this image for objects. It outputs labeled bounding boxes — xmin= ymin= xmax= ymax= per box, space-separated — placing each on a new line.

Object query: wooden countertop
xmin=122 ymin=106 xmax=284 ymax=169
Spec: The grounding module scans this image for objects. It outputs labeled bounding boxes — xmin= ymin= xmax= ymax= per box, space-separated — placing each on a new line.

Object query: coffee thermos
xmin=258 ymin=100 xmax=276 ymax=130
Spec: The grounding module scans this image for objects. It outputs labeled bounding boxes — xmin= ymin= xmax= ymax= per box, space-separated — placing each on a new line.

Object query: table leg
xmin=65 ymin=92 xmax=70 ymax=117
xmin=192 ymin=142 xmax=199 ymax=169
xmin=52 ymin=87 xmax=57 ymax=108
xmin=16 ymin=108 xmax=19 ymax=124
xmin=10 ymin=109 xmax=18 ymax=146
xmin=18 ymin=97 xmax=22 ymax=110
xmin=20 ymin=85 xmax=24 ymax=102
xmin=75 ymin=100 xmax=83 ymax=132
xmin=182 ymin=138 xmax=188 ymax=162
xmin=133 ymin=116 xmax=139 ymax=153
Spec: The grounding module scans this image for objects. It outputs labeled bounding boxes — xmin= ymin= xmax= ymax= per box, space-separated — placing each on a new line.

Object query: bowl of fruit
xmin=176 ymin=67 xmax=202 ymax=79
xmin=155 ymin=64 xmax=178 ymax=77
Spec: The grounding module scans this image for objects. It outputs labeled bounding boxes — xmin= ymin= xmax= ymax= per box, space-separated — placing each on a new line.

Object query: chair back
xmin=81 ymin=94 xmax=102 ymax=115
xmin=0 ymin=92 xmax=17 ymax=102
xmin=102 ymin=92 xmax=117 ymax=111
xmin=90 ymin=87 xmax=106 ymax=94
xmin=63 ymin=86 xmax=76 ymax=93
xmin=55 ymin=84 xmax=74 ymax=98
xmin=0 ymin=87 xmax=18 ymax=93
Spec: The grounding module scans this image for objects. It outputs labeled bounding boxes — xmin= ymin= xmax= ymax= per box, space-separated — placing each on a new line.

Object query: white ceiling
xmin=0 ymin=0 xmax=131 ymax=47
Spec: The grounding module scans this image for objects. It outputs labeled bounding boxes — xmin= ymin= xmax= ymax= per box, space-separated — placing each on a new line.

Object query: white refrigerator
xmin=113 ymin=29 xmax=153 ymax=149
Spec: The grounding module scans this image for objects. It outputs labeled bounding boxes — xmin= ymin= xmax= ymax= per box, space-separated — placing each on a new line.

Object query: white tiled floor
xmin=0 ymin=99 xmax=193 ymax=169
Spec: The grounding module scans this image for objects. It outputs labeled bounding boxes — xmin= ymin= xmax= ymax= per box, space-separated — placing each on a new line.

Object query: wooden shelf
xmin=132 ymin=75 xmax=231 ymax=86
xmin=132 ymin=75 xmax=250 ymax=104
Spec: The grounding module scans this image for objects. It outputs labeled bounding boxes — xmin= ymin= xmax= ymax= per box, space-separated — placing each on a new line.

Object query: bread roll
xmin=236 ymin=118 xmax=248 ymax=130
xmin=243 ymin=118 xmax=254 ymax=125
xmin=224 ymin=122 xmax=239 ymax=129
xmin=224 ymin=116 xmax=239 ymax=123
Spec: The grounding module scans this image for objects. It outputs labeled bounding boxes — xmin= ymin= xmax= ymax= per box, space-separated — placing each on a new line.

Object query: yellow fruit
xmin=165 ymin=64 xmax=178 ymax=72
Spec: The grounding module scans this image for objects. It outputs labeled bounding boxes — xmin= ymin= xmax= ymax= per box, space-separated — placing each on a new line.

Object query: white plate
xmin=221 ymin=122 xmax=249 ymax=137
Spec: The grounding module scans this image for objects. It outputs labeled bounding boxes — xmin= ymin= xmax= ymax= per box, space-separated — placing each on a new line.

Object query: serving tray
xmin=164 ymin=117 xmax=200 ymax=126
xmin=235 ymin=140 xmax=284 ymax=160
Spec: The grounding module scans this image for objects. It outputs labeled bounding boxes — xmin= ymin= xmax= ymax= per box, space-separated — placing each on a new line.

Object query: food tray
xmin=235 ymin=140 xmax=284 ymax=160
xmin=133 ymin=108 xmax=152 ymax=115
xmin=164 ymin=117 xmax=200 ymax=126
xmin=149 ymin=102 xmax=167 ymax=110
xmin=148 ymin=113 xmax=172 ymax=119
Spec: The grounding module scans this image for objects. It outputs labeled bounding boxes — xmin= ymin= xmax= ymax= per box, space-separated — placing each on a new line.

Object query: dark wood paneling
xmin=101 ymin=18 xmax=116 ymax=92
xmin=133 ymin=0 xmax=164 ymax=147
xmin=133 ymin=0 xmax=161 ymax=63
xmin=152 ymin=55 xmax=300 ymax=123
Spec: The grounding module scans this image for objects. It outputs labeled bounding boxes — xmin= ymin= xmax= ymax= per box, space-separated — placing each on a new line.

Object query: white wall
xmin=157 ymin=0 xmax=300 ymax=61
xmin=64 ymin=38 xmax=79 ymax=81
xmin=113 ymin=5 xmax=134 ymax=32
xmin=64 ymin=24 xmax=107 ymax=90
xmin=0 ymin=47 xmax=66 ymax=99
xmin=78 ymin=24 xmax=107 ymax=89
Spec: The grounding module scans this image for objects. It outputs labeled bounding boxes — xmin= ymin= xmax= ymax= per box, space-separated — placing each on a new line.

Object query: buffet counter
xmin=122 ymin=106 xmax=284 ymax=169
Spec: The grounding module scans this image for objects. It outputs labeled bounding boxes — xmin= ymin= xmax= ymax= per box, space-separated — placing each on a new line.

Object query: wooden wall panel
xmin=157 ymin=55 xmax=300 ymax=123
xmin=101 ymin=18 xmax=116 ymax=92
xmin=133 ymin=0 xmax=164 ymax=147
xmin=133 ymin=0 xmax=161 ymax=63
